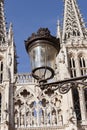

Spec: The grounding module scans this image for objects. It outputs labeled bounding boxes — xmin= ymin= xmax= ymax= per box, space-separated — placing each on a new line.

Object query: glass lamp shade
xmin=25 ymin=28 xmax=60 ymax=81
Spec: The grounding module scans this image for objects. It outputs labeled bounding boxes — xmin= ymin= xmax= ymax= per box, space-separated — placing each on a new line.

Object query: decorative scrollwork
xmin=38 ymin=75 xmax=87 ymax=94
xmin=58 ymin=82 xmax=71 ymax=94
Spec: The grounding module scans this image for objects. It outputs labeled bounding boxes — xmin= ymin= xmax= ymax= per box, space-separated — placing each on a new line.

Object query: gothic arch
xmin=15 ymin=86 xmax=37 ymax=100
xmin=72 ymin=87 xmax=81 ymax=121
xmin=77 ymin=52 xmax=87 ymax=76
xmin=14 ymin=88 xmax=63 ymax=128
xmin=77 ymin=52 xmax=86 ymax=58
xmin=68 ymin=53 xmax=76 ymax=77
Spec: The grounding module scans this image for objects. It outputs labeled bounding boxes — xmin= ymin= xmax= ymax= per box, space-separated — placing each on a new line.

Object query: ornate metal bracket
xmin=38 ymin=75 xmax=87 ymax=94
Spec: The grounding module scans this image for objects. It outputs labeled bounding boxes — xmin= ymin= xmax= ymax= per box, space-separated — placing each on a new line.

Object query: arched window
xmin=79 ymin=56 xmax=86 ymax=76
xmin=14 ymin=89 xmax=62 ymax=128
xmin=72 ymin=88 xmax=81 ymax=121
xmin=69 ymin=56 xmax=76 ymax=77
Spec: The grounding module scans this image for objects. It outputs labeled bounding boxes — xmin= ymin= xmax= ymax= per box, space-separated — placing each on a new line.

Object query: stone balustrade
xmin=15 ymin=73 xmax=36 ymax=84
xmin=15 ymin=126 xmax=65 ymax=130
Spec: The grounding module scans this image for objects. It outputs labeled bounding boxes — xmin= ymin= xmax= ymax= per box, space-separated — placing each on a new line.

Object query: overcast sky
xmin=5 ymin=0 xmax=87 ymax=73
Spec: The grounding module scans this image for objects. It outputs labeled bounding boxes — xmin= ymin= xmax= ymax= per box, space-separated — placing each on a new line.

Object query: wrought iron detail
xmin=38 ymin=75 xmax=87 ymax=94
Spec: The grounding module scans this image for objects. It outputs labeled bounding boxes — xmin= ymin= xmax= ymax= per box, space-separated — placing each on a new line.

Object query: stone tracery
xmin=14 ymin=88 xmax=63 ymax=128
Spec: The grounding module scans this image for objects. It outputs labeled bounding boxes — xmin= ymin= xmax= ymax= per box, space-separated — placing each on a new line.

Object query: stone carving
xmin=14 ymin=89 xmax=62 ymax=127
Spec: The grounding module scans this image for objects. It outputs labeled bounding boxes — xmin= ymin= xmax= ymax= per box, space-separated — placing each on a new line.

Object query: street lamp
xmin=25 ymin=28 xmax=60 ymax=82
xmin=25 ymin=28 xmax=87 ymax=94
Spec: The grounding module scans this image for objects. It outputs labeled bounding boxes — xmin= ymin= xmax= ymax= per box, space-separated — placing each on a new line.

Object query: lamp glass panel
xmin=29 ymin=43 xmax=58 ymax=79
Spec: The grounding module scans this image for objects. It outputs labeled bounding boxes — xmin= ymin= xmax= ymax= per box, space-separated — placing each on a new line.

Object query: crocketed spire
xmin=62 ymin=0 xmax=87 ymax=41
xmin=0 ymin=0 xmax=7 ymax=45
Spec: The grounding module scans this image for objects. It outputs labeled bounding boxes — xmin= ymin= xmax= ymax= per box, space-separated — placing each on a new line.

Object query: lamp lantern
xmin=25 ymin=28 xmax=60 ymax=82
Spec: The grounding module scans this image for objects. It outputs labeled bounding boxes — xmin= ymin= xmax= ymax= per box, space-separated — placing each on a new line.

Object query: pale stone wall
xmin=0 ymin=0 xmax=87 ymax=130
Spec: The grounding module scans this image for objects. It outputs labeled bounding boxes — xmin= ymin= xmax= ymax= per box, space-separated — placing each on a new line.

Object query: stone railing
xmin=15 ymin=126 xmax=64 ymax=130
xmin=15 ymin=73 xmax=36 ymax=84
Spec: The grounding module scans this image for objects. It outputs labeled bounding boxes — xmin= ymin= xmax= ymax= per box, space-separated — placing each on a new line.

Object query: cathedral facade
xmin=0 ymin=0 xmax=87 ymax=130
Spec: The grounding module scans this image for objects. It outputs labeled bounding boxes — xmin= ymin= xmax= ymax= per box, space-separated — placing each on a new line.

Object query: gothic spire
xmin=0 ymin=0 xmax=7 ymax=45
xmin=56 ymin=20 xmax=62 ymax=44
xmin=62 ymin=0 xmax=87 ymax=41
xmin=8 ymin=23 xmax=14 ymax=44
xmin=57 ymin=20 xmax=61 ymax=38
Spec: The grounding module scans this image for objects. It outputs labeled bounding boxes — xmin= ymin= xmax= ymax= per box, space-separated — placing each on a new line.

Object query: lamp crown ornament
xmin=25 ymin=28 xmax=60 ymax=52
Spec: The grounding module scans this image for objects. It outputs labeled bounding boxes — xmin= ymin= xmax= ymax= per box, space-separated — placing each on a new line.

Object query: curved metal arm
xmin=39 ymin=75 xmax=87 ymax=94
